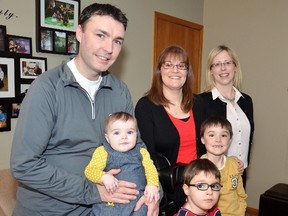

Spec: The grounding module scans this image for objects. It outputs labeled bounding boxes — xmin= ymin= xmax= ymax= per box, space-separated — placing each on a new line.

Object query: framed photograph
xmin=54 ymin=31 xmax=66 ymax=53
xmin=11 ymin=102 xmax=21 ymax=118
xmin=7 ymin=35 xmax=32 ymax=56
xmin=39 ymin=0 xmax=80 ymax=32
xmin=0 ymin=25 xmax=7 ymax=53
xmin=36 ymin=0 xmax=80 ymax=55
xmin=40 ymin=28 xmax=53 ymax=51
xmin=20 ymin=83 xmax=31 ymax=101
xmin=20 ymin=57 xmax=47 ymax=79
xmin=0 ymin=57 xmax=15 ymax=98
xmin=67 ymin=32 xmax=77 ymax=54
xmin=0 ymin=103 xmax=11 ymax=132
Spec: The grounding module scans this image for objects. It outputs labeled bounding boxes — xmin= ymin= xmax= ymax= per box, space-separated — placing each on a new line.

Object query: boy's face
xmin=201 ymin=125 xmax=231 ymax=156
xmin=183 ymin=171 xmax=220 ymax=214
xmin=105 ymin=119 xmax=137 ymax=152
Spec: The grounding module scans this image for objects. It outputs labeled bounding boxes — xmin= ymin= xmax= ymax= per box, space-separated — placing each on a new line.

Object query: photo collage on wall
xmin=0 ymin=0 xmax=80 ymax=132
xmin=36 ymin=0 xmax=80 ymax=55
xmin=0 ymin=25 xmax=48 ymax=132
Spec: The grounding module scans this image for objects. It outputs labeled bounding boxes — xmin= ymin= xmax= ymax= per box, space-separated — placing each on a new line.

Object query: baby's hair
xmin=104 ymin=112 xmax=137 ymax=133
xmin=183 ymin=159 xmax=220 ymax=185
xmin=200 ymin=116 xmax=233 ymax=138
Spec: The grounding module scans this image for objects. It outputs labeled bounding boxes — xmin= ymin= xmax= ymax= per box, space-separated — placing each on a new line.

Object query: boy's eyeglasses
xmin=187 ymin=183 xmax=222 ymax=191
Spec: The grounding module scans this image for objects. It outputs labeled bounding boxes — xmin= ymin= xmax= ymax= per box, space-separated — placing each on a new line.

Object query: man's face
xmin=76 ymin=15 xmax=125 ymax=80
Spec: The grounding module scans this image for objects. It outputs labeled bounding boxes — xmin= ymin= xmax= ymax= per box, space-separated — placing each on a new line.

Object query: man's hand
xmin=134 ymin=195 xmax=159 ymax=216
xmin=97 ymin=169 xmax=139 ymax=204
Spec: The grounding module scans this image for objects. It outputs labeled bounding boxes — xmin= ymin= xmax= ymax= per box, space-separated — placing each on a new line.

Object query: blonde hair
xmin=204 ymin=45 xmax=242 ymax=91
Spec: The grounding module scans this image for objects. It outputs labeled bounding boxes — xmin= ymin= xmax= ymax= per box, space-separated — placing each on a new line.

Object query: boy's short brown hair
xmin=183 ymin=158 xmax=221 ymax=185
xmin=200 ymin=116 xmax=233 ymax=138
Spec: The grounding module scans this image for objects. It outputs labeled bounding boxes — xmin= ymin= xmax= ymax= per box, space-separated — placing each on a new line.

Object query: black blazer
xmin=193 ymin=92 xmax=254 ymax=163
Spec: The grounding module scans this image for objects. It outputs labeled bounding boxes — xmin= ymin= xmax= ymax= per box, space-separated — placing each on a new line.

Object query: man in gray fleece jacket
xmin=10 ymin=3 xmax=159 ymax=216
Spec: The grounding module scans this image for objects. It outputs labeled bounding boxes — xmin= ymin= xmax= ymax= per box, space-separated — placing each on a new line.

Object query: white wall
xmin=203 ymin=0 xmax=288 ymax=209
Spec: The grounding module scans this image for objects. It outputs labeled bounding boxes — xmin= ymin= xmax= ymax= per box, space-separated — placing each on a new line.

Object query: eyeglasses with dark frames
xmin=187 ymin=183 xmax=222 ymax=191
xmin=162 ymin=61 xmax=188 ymax=70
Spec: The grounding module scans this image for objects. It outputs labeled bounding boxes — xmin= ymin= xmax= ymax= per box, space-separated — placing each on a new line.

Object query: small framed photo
xmin=67 ymin=32 xmax=77 ymax=54
xmin=38 ymin=0 xmax=80 ymax=32
xmin=11 ymin=102 xmax=21 ymax=118
xmin=0 ymin=103 xmax=11 ymax=132
xmin=40 ymin=28 xmax=53 ymax=51
xmin=20 ymin=83 xmax=31 ymax=101
xmin=7 ymin=35 xmax=32 ymax=56
xmin=54 ymin=31 xmax=67 ymax=53
xmin=0 ymin=25 xmax=7 ymax=53
xmin=0 ymin=57 xmax=15 ymax=98
xmin=20 ymin=57 xmax=47 ymax=79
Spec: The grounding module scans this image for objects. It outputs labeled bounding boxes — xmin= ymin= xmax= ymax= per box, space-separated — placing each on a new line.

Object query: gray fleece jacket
xmin=10 ymin=57 xmax=138 ymax=215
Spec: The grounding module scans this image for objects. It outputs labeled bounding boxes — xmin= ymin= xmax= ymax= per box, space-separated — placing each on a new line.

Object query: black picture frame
xmin=19 ymin=57 xmax=47 ymax=80
xmin=0 ymin=25 xmax=7 ymax=53
xmin=0 ymin=103 xmax=11 ymax=132
xmin=7 ymin=35 xmax=32 ymax=57
xmin=36 ymin=0 xmax=80 ymax=55
xmin=11 ymin=101 xmax=21 ymax=118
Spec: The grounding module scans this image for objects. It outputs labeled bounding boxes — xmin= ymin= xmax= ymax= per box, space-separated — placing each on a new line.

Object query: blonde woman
xmin=193 ymin=45 xmax=254 ymax=187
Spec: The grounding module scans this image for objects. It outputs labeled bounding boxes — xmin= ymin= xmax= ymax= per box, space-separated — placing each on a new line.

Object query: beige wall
xmin=2 ymin=0 xmax=287 ymax=211
xmin=203 ymin=0 xmax=288 ymax=209
xmin=0 ymin=0 xmax=203 ymax=176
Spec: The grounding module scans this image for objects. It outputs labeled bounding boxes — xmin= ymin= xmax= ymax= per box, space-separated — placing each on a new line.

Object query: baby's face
xmin=183 ymin=171 xmax=220 ymax=214
xmin=105 ymin=119 xmax=137 ymax=152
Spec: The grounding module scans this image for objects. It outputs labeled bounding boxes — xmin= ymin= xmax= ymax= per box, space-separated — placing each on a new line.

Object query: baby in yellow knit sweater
xmin=85 ymin=112 xmax=159 ymax=213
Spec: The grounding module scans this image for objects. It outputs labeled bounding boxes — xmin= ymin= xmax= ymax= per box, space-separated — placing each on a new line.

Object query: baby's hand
xmin=144 ymin=185 xmax=160 ymax=203
xmin=101 ymin=174 xmax=119 ymax=193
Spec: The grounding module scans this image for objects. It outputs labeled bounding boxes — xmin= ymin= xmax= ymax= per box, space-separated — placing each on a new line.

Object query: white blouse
xmin=212 ymin=87 xmax=251 ymax=168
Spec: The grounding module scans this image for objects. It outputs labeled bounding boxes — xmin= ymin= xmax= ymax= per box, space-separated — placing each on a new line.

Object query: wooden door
xmin=154 ymin=12 xmax=203 ymax=93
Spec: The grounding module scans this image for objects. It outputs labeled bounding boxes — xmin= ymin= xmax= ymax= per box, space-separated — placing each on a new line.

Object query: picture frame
xmin=0 ymin=25 xmax=7 ymax=53
xmin=54 ymin=30 xmax=67 ymax=54
xmin=40 ymin=28 xmax=53 ymax=51
xmin=39 ymin=0 xmax=79 ymax=32
xmin=0 ymin=57 xmax=15 ymax=98
xmin=7 ymin=35 xmax=32 ymax=56
xmin=11 ymin=101 xmax=21 ymax=118
xmin=36 ymin=0 xmax=80 ymax=55
xmin=0 ymin=103 xmax=11 ymax=132
xmin=20 ymin=57 xmax=47 ymax=79
xmin=20 ymin=83 xmax=31 ymax=100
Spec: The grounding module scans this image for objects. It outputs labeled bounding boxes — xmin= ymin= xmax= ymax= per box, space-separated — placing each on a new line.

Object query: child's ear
xmin=104 ymin=134 xmax=109 ymax=143
xmin=182 ymin=183 xmax=190 ymax=196
xmin=201 ymin=137 xmax=205 ymax=145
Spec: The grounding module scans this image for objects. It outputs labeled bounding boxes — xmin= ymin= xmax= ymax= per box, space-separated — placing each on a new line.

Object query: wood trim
xmin=246 ymin=207 xmax=259 ymax=216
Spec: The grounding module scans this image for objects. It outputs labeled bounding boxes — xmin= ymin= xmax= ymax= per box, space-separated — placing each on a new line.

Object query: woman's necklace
xmin=223 ymin=95 xmax=235 ymax=102
xmin=222 ymin=90 xmax=236 ymax=102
